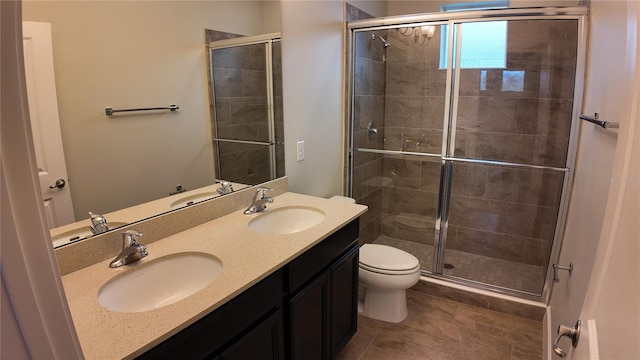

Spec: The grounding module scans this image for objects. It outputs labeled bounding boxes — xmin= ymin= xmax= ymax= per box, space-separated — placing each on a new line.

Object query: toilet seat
xmin=359 ymin=262 xmax=419 ymax=275
xmin=359 ymin=244 xmax=420 ymax=275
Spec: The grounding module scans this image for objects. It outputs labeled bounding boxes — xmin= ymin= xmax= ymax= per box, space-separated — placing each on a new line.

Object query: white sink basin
xmin=248 ymin=206 xmax=325 ymax=235
xmin=52 ymin=222 xmax=128 ymax=248
xmin=98 ymin=252 xmax=223 ymax=313
xmin=169 ymin=192 xmax=219 ymax=209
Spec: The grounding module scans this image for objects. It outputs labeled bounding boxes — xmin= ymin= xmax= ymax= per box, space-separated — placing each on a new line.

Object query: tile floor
xmin=337 ymin=290 xmax=543 ymax=360
xmin=374 ymin=236 xmax=544 ymax=294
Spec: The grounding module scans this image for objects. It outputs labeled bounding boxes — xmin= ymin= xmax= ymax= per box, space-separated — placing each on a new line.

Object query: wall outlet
xmin=296 ymin=141 xmax=305 ymax=162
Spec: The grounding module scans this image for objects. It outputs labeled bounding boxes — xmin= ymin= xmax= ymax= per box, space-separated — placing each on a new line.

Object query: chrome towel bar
xmin=579 ymin=113 xmax=619 ymax=129
xmin=105 ymin=104 xmax=179 ymax=116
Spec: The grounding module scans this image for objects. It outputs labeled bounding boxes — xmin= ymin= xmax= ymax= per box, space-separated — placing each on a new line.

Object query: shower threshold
xmin=372 ymin=235 xmax=544 ymax=295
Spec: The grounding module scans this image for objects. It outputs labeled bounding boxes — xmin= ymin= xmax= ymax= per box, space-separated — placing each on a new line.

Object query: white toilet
xmin=358 ymin=244 xmax=420 ymax=323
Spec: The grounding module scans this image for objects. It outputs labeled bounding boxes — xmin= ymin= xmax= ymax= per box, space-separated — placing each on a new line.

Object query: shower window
xmin=439 ymin=21 xmax=507 ymax=69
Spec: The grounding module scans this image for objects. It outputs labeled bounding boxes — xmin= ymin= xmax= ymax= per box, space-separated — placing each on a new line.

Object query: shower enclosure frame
xmin=346 ymin=7 xmax=588 ymax=303
xmin=208 ymin=33 xmax=282 ymax=183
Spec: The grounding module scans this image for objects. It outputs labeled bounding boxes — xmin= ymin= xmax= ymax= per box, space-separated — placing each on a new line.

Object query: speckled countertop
xmin=61 ymin=192 xmax=367 ymax=359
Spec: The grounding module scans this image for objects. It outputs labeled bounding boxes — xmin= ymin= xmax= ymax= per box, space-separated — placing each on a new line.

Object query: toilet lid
xmin=359 ymin=244 xmax=420 ymax=272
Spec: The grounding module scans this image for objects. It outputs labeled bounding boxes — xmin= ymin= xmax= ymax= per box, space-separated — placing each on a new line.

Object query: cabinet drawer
xmin=287 ymin=219 xmax=359 ymax=293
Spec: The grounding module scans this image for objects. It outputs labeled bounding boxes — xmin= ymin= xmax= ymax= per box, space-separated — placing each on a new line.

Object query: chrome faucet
xmin=244 ymin=187 xmax=274 ymax=215
xmin=216 ymin=180 xmax=234 ymax=195
xmin=109 ymin=230 xmax=148 ymax=268
xmin=88 ymin=212 xmax=109 ymax=235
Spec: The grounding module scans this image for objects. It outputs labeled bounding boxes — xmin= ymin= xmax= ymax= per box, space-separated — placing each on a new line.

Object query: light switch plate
xmin=296 ymin=141 xmax=305 ymax=161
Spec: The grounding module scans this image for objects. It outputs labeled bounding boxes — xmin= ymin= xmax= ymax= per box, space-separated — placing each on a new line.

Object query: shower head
xmin=371 ymin=33 xmax=390 ymax=48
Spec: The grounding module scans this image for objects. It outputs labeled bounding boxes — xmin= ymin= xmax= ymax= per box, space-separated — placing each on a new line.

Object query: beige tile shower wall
xmin=379 ymin=20 xmax=576 ymax=267
xmin=209 ymin=33 xmax=284 ymax=186
xmin=212 ymin=42 xmax=273 ymax=185
xmin=447 ymin=163 xmax=564 ymax=267
xmin=456 ymin=20 xmax=577 ymax=167
xmin=272 ymin=43 xmax=285 ymax=179
xmin=378 ymin=25 xmax=446 ymax=250
xmin=351 ymin=9 xmax=387 ymax=244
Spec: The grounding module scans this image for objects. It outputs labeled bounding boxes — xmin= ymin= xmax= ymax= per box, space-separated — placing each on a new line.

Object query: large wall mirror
xmin=21 ymin=0 xmax=283 ymax=248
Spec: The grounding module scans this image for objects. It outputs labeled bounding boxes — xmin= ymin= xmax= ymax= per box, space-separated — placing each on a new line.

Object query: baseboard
xmin=411 ymin=276 xmax=546 ymax=321
xmin=543 ymin=305 xmax=553 ymax=360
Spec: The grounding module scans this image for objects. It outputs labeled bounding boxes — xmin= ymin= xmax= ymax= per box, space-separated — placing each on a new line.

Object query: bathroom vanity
xmin=59 ymin=191 xmax=366 ymax=359
xmin=140 ymin=220 xmax=359 ymax=360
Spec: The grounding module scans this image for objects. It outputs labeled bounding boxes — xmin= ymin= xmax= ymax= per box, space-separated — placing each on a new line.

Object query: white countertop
xmin=61 ymin=192 xmax=367 ymax=359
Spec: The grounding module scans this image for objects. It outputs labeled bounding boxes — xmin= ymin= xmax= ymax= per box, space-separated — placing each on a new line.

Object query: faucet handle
xmin=256 ymin=187 xmax=273 ymax=199
xmin=89 ymin=212 xmax=105 ymax=223
xmin=122 ymin=229 xmax=143 ymax=247
xmin=88 ymin=212 xmax=109 ymax=235
xmin=216 ymin=180 xmax=234 ymax=195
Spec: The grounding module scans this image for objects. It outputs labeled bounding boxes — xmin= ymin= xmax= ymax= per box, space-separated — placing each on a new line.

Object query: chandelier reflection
xmin=398 ymin=25 xmax=436 ymax=46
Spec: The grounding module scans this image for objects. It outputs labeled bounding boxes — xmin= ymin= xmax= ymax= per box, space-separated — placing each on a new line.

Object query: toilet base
xmin=360 ymin=288 xmax=408 ymax=323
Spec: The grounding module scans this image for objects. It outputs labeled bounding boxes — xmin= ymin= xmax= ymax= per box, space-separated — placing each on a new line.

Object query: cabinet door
xmin=288 ymin=272 xmax=330 ymax=360
xmin=287 ymin=245 xmax=360 ymax=360
xmin=219 ymin=309 xmax=284 ymax=360
xmin=330 ymin=246 xmax=359 ymax=357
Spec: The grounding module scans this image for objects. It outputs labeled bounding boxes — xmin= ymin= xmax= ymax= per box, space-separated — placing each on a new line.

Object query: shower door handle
xmin=553 ymin=320 xmax=581 ymax=358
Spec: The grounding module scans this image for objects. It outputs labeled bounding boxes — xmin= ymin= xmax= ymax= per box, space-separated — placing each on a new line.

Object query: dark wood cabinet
xmin=288 ymin=271 xmax=330 ymax=360
xmin=219 ymin=309 xmax=285 ymax=360
xmin=137 ymin=270 xmax=284 ymax=360
xmin=330 ymin=247 xmax=359 ymax=356
xmin=286 ymin=219 xmax=360 ymax=360
xmin=139 ymin=219 xmax=359 ymax=360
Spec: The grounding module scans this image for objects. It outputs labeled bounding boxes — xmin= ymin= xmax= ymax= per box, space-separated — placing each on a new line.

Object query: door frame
xmin=1 ymin=1 xmax=83 ymax=358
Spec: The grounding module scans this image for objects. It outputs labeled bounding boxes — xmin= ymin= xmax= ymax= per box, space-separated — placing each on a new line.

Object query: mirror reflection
xmin=21 ymin=1 xmax=283 ymax=247
xmin=208 ymin=32 xmax=285 ymax=184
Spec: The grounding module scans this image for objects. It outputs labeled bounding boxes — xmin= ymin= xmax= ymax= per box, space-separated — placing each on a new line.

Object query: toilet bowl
xmin=358 ymin=244 xmax=420 ymax=323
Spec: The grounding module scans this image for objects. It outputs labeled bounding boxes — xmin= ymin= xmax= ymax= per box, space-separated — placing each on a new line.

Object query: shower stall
xmin=208 ymin=33 xmax=285 ymax=186
xmin=347 ymin=7 xmax=587 ymax=301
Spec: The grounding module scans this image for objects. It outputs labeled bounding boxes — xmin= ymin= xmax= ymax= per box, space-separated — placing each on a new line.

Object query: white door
xmin=564 ymin=72 xmax=640 ymax=360
xmin=550 ymin=1 xmax=640 ymax=359
xmin=22 ymin=21 xmax=75 ymax=228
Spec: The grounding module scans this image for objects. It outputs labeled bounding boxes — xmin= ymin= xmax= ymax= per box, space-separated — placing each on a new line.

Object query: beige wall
xmin=281 ymin=1 xmax=346 ymax=197
xmin=348 ymin=1 xmax=389 ymax=17
xmin=22 ymin=1 xmax=277 ymax=221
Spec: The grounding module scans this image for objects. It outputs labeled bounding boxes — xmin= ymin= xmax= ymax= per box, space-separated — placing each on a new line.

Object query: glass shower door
xmin=351 ymin=24 xmax=448 ymax=272
xmin=442 ymin=19 xmax=579 ymax=295
xmin=210 ymin=38 xmax=282 ymax=185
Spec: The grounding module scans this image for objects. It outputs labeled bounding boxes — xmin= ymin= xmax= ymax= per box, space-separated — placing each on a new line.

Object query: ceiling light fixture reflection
xmin=398 ymin=25 xmax=436 ymax=46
